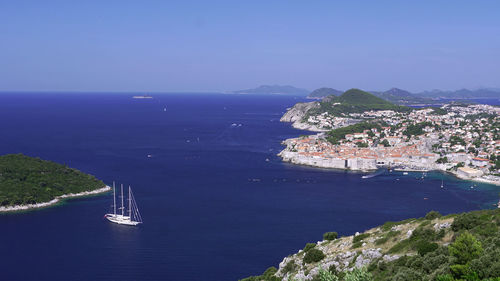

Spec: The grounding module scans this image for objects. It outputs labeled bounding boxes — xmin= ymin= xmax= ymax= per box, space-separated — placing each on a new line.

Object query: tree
xmin=449 ymin=231 xmax=483 ymax=265
xmin=381 ymin=139 xmax=390 ymax=147
xmin=436 ymin=157 xmax=448 ymax=164
xmin=356 ymin=142 xmax=369 ymax=148
xmin=323 ymin=232 xmax=338 ymax=241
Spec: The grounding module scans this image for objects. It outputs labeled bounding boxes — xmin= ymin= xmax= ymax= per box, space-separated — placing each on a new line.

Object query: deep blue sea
xmin=0 ymin=93 xmax=498 ymax=281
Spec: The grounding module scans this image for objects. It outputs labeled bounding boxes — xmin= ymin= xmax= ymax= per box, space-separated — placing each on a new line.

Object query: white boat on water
xmin=105 ymin=182 xmax=143 ymax=226
xmin=132 ymin=94 xmax=153 ymax=99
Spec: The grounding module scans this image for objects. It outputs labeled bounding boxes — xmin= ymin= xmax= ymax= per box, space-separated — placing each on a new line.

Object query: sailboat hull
xmin=105 ymin=214 xmax=141 ymax=226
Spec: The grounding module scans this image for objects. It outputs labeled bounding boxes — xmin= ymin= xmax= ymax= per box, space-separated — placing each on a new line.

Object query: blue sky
xmin=0 ymin=0 xmax=499 ymax=92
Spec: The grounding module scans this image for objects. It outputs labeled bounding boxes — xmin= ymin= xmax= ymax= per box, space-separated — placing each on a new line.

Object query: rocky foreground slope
xmin=241 ymin=208 xmax=500 ymax=281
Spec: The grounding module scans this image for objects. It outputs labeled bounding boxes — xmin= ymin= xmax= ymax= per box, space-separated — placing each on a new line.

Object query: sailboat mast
xmin=121 ymin=184 xmax=124 ymax=216
xmin=113 ymin=181 xmax=116 ymax=215
xmin=128 ymin=186 xmax=132 ymax=218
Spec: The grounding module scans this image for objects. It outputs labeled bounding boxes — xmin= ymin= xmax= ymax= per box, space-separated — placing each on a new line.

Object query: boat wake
xmin=361 ymin=169 xmax=385 ymax=179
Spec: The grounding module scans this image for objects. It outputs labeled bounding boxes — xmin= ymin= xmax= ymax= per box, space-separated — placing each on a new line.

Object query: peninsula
xmin=279 ymin=89 xmax=500 ymax=185
xmin=0 ymin=154 xmax=109 ymax=212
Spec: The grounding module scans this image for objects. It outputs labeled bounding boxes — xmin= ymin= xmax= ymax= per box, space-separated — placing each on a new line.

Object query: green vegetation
xmin=370 ymin=209 xmax=500 ymax=281
xmin=425 ymin=210 xmax=442 ymax=220
xmin=450 ymin=136 xmax=466 ymax=146
xmin=353 ymin=233 xmax=370 ymax=244
xmin=304 ymin=248 xmax=326 ymax=264
xmin=308 ymin=89 xmax=412 ymax=118
xmin=326 ymin=122 xmax=382 ymax=144
xmin=436 ymin=157 xmax=448 ymax=164
xmin=356 ymin=142 xmax=369 ymax=148
xmin=0 ymin=154 xmax=104 ymax=206
xmin=403 ymin=122 xmax=433 ymax=137
xmin=304 ymin=243 xmax=317 ymax=252
xmin=241 ymin=209 xmax=500 ymax=281
xmin=381 ymin=139 xmax=390 ymax=147
xmin=282 ymin=260 xmax=297 ymax=275
xmin=431 ymin=107 xmax=448 ymax=115
xmin=375 ymin=230 xmax=401 ymax=245
xmin=324 ymin=232 xmax=338 ymax=241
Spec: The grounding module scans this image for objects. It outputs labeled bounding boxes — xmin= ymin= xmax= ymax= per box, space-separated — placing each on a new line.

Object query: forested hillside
xmin=0 ymin=154 xmax=104 ymax=206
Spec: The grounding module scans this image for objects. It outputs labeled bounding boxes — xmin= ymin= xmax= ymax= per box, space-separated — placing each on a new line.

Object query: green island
xmin=0 ymin=154 xmax=105 ymax=208
xmin=241 ymin=208 xmax=500 ymax=281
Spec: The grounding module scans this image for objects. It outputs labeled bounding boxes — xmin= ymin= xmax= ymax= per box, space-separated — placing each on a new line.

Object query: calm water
xmin=0 ymin=93 xmax=498 ymax=281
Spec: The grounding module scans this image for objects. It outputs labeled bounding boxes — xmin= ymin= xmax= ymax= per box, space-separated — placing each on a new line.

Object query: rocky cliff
xmin=280 ymin=101 xmax=326 ymax=132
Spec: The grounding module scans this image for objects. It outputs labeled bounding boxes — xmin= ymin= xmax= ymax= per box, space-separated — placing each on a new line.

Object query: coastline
xmin=0 ymin=185 xmax=111 ymax=213
xmin=279 ymin=149 xmax=500 ymax=187
xmin=276 ymin=149 xmax=500 ymax=186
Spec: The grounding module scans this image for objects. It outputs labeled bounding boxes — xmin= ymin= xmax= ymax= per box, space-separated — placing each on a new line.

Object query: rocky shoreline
xmin=0 ymin=185 xmax=111 ymax=213
xmin=280 ymin=101 xmax=328 ymax=132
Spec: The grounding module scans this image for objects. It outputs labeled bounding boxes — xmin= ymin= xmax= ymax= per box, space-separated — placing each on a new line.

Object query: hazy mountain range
xmin=233 ymin=85 xmax=309 ymax=96
xmin=233 ymin=85 xmax=500 ymax=105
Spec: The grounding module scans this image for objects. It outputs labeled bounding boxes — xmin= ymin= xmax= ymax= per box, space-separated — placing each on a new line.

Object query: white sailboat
xmin=105 ymin=182 xmax=143 ymax=226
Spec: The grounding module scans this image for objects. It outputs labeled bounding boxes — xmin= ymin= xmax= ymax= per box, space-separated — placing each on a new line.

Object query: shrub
xmin=304 ymin=243 xmax=316 ymax=252
xmin=304 ymin=248 xmax=325 ymax=264
xmin=416 ymin=240 xmax=438 ymax=256
xmin=425 ymin=211 xmax=442 ymax=220
xmin=353 ymin=233 xmax=370 ymax=243
xmin=282 ymin=260 xmax=297 ymax=275
xmin=410 ymin=225 xmax=437 ymax=243
xmin=352 ymin=241 xmax=363 ymax=249
xmin=388 ymin=239 xmax=411 ymax=254
xmin=451 ymin=213 xmax=481 ymax=232
xmin=323 ymin=232 xmax=338 ymax=241
xmin=375 ymin=237 xmax=389 ymax=245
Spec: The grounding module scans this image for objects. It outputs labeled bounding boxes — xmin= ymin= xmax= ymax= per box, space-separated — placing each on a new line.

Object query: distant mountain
xmin=307 ymin=87 xmax=343 ymax=99
xmin=417 ymin=88 xmax=500 ymax=99
xmin=371 ymin=88 xmax=433 ymax=105
xmin=233 ymin=85 xmax=309 ymax=96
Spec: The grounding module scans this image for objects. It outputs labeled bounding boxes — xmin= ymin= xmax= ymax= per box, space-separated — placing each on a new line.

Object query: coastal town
xmin=279 ymin=102 xmax=500 ymax=185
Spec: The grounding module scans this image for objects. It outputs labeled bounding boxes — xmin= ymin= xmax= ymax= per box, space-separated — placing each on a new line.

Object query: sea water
xmin=0 ymin=93 xmax=498 ymax=281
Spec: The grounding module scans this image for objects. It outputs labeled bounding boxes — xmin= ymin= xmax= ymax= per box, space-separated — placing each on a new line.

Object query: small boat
xmin=132 ymin=94 xmax=153 ymax=99
xmin=441 ymin=179 xmax=444 ymax=189
xmin=403 ymin=172 xmax=408 ymax=175
xmin=163 ymin=107 xmax=167 ymax=112
xmin=105 ymin=182 xmax=143 ymax=226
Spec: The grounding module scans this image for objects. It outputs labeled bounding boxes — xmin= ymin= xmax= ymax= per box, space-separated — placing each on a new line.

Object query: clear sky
xmin=1 ymin=0 xmax=499 ymax=93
